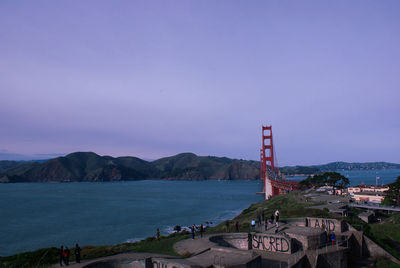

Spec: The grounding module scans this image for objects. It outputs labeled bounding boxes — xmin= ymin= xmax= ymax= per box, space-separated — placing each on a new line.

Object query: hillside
xmin=311 ymin=161 xmax=400 ymax=171
xmin=1 ymin=153 xmax=399 ymax=183
xmin=0 ymin=160 xmax=21 ymax=173
xmin=0 ymin=152 xmax=260 ymax=182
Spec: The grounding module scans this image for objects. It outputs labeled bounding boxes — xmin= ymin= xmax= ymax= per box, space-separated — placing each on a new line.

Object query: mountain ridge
xmin=0 ymin=152 xmax=260 ymax=182
xmin=1 ymin=152 xmax=399 ymax=183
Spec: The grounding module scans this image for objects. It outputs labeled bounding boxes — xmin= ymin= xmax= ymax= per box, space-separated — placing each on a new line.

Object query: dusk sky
xmin=1 ymin=1 xmax=399 ymax=165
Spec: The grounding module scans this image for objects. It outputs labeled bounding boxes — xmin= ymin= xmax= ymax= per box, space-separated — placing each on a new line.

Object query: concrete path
xmin=50 ymin=252 xmax=173 ymax=268
xmin=173 ymin=234 xmax=216 ymax=255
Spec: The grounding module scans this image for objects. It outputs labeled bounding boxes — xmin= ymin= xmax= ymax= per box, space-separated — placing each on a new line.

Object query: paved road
xmin=349 ymin=203 xmax=400 ymax=212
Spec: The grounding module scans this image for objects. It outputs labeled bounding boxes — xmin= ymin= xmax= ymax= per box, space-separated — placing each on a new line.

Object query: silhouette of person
xmin=74 ymin=243 xmax=81 ymax=263
xmin=190 ymin=224 xmax=196 ymax=239
xmin=65 ymin=247 xmax=70 ymax=265
xmin=59 ymin=245 xmax=64 ymax=266
xmin=200 ymin=224 xmax=204 ymax=238
xmin=156 ymin=228 xmax=160 ymax=240
xmin=235 ymin=221 xmax=239 ymax=232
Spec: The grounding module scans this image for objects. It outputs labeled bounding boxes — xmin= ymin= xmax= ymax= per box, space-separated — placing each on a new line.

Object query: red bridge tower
xmin=260 ymin=125 xmax=299 ymax=199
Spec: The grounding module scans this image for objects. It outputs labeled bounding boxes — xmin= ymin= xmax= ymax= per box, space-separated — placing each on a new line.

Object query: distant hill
xmin=311 ymin=161 xmax=400 ymax=171
xmin=278 ymin=166 xmax=320 ymax=176
xmin=0 ymin=152 xmax=260 ymax=183
xmin=1 ymin=153 xmax=399 ymax=183
xmin=0 ymin=161 xmax=21 ymax=173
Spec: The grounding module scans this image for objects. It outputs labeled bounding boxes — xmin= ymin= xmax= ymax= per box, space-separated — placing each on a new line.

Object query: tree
xmin=173 ymin=225 xmax=181 ymax=232
xmin=299 ymin=172 xmax=349 ymax=190
xmin=383 ymin=176 xmax=400 ymax=207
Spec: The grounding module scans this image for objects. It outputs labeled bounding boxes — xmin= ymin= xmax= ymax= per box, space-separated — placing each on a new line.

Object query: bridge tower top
xmin=261 ymin=125 xmax=275 ymax=192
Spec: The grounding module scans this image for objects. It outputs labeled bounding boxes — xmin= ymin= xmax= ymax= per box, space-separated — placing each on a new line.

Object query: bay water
xmin=0 ymin=169 xmax=399 ymax=257
xmin=0 ymin=180 xmax=263 ymax=256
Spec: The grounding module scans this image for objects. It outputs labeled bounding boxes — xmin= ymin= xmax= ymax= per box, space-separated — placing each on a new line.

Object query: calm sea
xmin=0 ymin=180 xmax=263 ymax=256
xmin=0 ymin=169 xmax=399 ymax=257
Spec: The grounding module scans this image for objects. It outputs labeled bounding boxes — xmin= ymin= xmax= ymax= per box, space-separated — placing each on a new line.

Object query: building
xmin=347 ymin=185 xmax=389 ymax=194
xmin=347 ymin=185 xmax=389 ymax=204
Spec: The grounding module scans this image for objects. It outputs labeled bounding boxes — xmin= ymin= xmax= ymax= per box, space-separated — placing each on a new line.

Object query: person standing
xmin=59 ymin=246 xmax=64 ymax=266
xmin=156 ymin=228 xmax=160 ymax=240
xmin=274 ymin=210 xmax=280 ymax=223
xmin=330 ymin=233 xmax=336 ymax=246
xmin=235 ymin=221 xmax=239 ymax=232
xmin=190 ymin=224 xmax=196 ymax=239
xmin=65 ymin=247 xmax=70 ymax=265
xmin=74 ymin=243 xmax=81 ymax=263
xmin=199 ymin=224 xmax=204 ymax=238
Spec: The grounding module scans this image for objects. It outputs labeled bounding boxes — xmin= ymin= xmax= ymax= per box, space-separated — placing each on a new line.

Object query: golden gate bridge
xmin=260 ymin=125 xmax=300 ymax=199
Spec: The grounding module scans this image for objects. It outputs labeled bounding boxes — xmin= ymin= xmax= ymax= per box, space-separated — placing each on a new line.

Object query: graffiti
xmin=153 ymin=261 xmax=168 ymax=268
xmin=251 ymin=234 xmax=290 ymax=252
xmin=152 ymin=260 xmax=187 ymax=268
xmin=307 ymin=218 xmax=336 ymax=232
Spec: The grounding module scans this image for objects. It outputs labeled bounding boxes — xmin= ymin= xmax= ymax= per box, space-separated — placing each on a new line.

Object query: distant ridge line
xmin=0 ymin=151 xmax=399 ymax=183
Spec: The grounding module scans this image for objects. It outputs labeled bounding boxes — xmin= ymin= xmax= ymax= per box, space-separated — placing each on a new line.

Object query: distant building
xmin=348 ymin=185 xmax=389 ymax=194
xmin=347 ymin=185 xmax=389 ymax=204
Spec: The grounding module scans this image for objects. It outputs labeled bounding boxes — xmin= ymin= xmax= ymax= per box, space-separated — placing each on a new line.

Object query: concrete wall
xmin=305 ymin=218 xmax=346 ymax=233
xmin=316 ymin=250 xmax=348 ymax=268
xmin=362 ymin=236 xmax=400 ymax=264
xmin=151 ymin=258 xmax=200 ymax=268
xmin=209 ymin=234 xmax=250 ymax=250
xmin=282 ymin=218 xmax=307 ymax=227
xmin=285 ymin=232 xmax=327 ymax=250
xmin=250 ymin=233 xmax=293 ymax=254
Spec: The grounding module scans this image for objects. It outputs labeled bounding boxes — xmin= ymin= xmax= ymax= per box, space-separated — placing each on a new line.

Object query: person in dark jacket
xmin=190 ymin=224 xmax=196 ymax=239
xmin=65 ymin=247 xmax=70 ymax=265
xmin=59 ymin=246 xmax=64 ymax=266
xmin=74 ymin=243 xmax=81 ymax=263
xmin=156 ymin=228 xmax=160 ymax=240
xmin=199 ymin=224 xmax=204 ymax=238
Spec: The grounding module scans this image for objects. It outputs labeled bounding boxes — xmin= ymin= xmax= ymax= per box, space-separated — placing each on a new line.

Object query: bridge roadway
xmin=349 ymin=203 xmax=400 ymax=212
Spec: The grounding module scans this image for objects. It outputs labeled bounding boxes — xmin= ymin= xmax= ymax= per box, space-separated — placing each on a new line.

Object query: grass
xmin=369 ymin=223 xmax=400 ymax=260
xmin=206 ymin=191 xmax=336 ymax=233
xmin=375 ymin=256 xmax=400 ymax=268
xmin=0 ymin=247 xmax=59 ymax=268
xmin=0 ymin=232 xmax=189 ymax=268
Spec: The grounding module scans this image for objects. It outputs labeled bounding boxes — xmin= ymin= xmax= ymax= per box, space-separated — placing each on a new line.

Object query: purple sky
xmin=0 ymin=1 xmax=399 ymax=165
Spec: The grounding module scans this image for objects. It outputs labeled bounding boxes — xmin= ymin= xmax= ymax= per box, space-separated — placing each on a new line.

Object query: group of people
xmin=189 ymin=223 xmax=204 ymax=239
xmin=224 ymin=220 xmax=241 ymax=232
xmin=251 ymin=210 xmax=280 ymax=231
xmin=58 ymin=244 xmax=81 ymax=266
